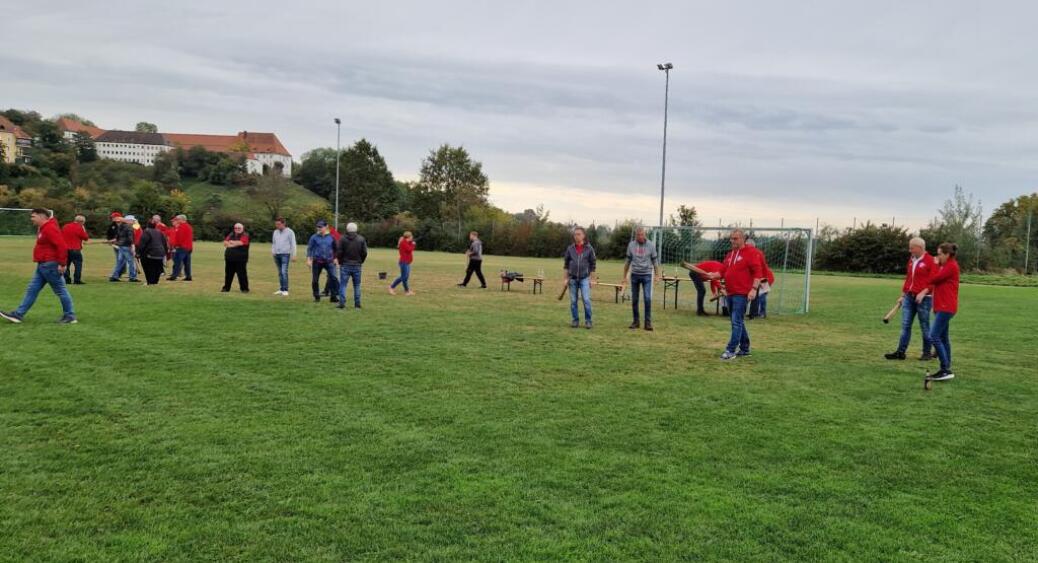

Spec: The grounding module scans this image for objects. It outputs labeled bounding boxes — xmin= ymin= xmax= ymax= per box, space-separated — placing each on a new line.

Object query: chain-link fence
xmin=645 ymin=226 xmax=814 ymax=314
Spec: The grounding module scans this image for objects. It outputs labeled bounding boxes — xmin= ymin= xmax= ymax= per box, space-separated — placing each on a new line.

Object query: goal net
xmin=0 ymin=208 xmax=35 ymax=236
xmin=645 ymin=226 xmax=814 ymax=314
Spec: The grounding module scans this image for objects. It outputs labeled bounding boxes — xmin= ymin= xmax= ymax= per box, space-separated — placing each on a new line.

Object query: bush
xmin=816 ymin=223 xmax=909 ymax=274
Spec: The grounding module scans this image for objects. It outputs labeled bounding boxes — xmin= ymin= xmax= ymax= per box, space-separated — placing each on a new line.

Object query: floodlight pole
xmin=657 ymin=63 xmax=672 ymax=232
xmin=1026 ymin=208 xmax=1033 ymax=274
xmin=334 ymin=118 xmax=342 ymax=232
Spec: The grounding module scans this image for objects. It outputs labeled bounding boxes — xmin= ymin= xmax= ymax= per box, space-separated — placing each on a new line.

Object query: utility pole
xmin=656 ymin=62 xmax=673 ymax=231
xmin=333 ymin=118 xmax=342 ymax=231
xmin=1026 ymin=209 xmax=1033 ymax=274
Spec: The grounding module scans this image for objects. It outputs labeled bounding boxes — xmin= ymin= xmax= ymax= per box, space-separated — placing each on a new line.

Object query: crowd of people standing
xmin=0 ymin=209 xmax=962 ymax=376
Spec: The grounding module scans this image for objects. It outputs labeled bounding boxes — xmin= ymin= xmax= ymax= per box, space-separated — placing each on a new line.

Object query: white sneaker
xmin=273 ymin=290 xmax=283 ymax=295
xmin=282 ymin=291 xmax=289 ymax=297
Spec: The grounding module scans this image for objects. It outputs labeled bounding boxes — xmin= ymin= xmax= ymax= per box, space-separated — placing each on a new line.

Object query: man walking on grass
xmin=885 ymin=237 xmax=935 ymax=361
xmin=1 ymin=209 xmax=77 ymax=324
xmin=707 ymin=229 xmax=763 ymax=360
xmin=307 ymin=220 xmax=338 ymax=303
xmin=168 ymin=214 xmax=194 ymax=281
xmin=61 ymin=214 xmax=89 ymax=285
xmin=334 ymin=222 xmax=368 ymax=309
xmin=271 ymin=217 xmax=297 ymax=296
xmin=109 ymin=215 xmax=139 ymax=282
xmin=622 ymin=227 xmax=662 ymax=331
xmin=563 ymin=226 xmax=597 ymax=329
xmin=457 ymin=231 xmax=487 ymax=288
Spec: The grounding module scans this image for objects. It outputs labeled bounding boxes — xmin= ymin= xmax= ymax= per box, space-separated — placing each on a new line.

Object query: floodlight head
xmin=657 ymin=64 xmax=665 ymax=70
xmin=663 ymin=62 xmax=673 ymax=70
xmin=334 ymin=118 xmax=341 ymax=125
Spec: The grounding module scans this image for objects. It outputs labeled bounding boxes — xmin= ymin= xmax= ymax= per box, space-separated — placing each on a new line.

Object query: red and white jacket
xmin=33 ymin=217 xmax=69 ymax=266
xmin=902 ymin=253 xmax=935 ymax=295
xmin=720 ymin=246 xmax=764 ymax=296
xmin=931 ymin=258 xmax=960 ymax=314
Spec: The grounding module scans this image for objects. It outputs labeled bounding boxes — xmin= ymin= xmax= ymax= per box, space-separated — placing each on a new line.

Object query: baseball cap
xmin=316 ymin=219 xmax=328 ymax=228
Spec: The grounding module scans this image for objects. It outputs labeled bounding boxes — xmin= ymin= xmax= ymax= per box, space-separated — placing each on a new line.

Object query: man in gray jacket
xmin=457 ymin=231 xmax=487 ymax=288
xmin=271 ymin=217 xmax=297 ymax=296
xmin=563 ymin=227 xmax=597 ymax=329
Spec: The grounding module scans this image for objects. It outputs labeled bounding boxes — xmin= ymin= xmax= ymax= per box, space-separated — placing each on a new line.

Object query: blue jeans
xmin=339 ymin=265 xmax=362 ymax=305
xmin=312 ymin=262 xmax=338 ymax=298
xmin=897 ymin=293 xmax=932 ymax=354
xmin=630 ymin=273 xmax=653 ymax=323
xmin=930 ymin=311 xmax=955 ymax=372
xmin=110 ymin=246 xmax=137 ymax=280
xmin=750 ymin=291 xmax=768 ymax=318
xmin=273 ymin=254 xmax=291 ymax=291
xmin=15 ymin=262 xmax=74 ymax=318
xmin=171 ymin=248 xmax=192 ymax=279
xmin=391 ymin=262 xmax=411 ymax=291
xmin=726 ymin=294 xmax=750 ymax=354
xmin=569 ymin=277 xmax=592 ymax=322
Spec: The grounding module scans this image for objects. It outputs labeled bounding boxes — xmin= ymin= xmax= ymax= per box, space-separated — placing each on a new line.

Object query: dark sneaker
xmin=919 ymin=352 xmax=933 ymax=361
xmin=696 ymin=311 xmax=708 ymax=317
xmin=644 ymin=322 xmax=654 ymax=331
xmin=314 ymin=296 xmax=321 ymax=302
xmin=73 ymin=281 xmax=85 ymax=285
xmin=337 ymin=303 xmax=345 ymax=309
xmin=584 ymin=321 xmax=592 ymax=329
xmin=571 ymin=320 xmax=579 ymax=329
xmin=241 ymin=290 xmax=250 ymax=293
xmin=167 ymin=277 xmax=178 ymax=281
xmin=480 ymin=286 xmax=487 ymax=289
xmin=58 ymin=314 xmax=78 ymax=324
xmin=456 ymin=283 xmax=466 ymax=287
xmin=0 ymin=311 xmax=24 ymax=324
xmin=720 ymin=351 xmax=737 ymax=360
xmin=109 ymin=278 xmax=122 ymax=282
xmin=330 ymin=297 xmax=339 ymax=304
xmin=929 ymin=370 xmax=955 ymax=382
xmin=183 ymin=277 xmax=192 ymax=281
xmin=736 ymin=350 xmax=752 ymax=357
xmin=221 ymin=288 xmax=230 ymax=293
xmin=629 ymin=321 xmax=640 ymax=330
xmin=128 ymin=279 xmax=140 ymax=283
xmin=884 ymin=351 xmax=906 ymax=360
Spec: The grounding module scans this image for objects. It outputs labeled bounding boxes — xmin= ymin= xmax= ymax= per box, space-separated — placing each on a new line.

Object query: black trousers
xmin=690 ymin=272 xmax=707 ymax=313
xmin=224 ymin=260 xmax=249 ymax=291
xmin=64 ymin=250 xmax=84 ymax=284
xmin=141 ymin=257 xmax=164 ymax=285
xmin=462 ymin=258 xmax=486 ymax=287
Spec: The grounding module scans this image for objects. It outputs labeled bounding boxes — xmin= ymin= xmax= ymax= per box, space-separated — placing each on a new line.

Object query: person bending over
xmin=683 ymin=259 xmax=723 ymax=316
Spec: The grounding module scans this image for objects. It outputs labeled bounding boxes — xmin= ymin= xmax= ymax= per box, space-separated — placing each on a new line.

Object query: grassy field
xmin=0 ymin=236 xmax=1036 ymax=561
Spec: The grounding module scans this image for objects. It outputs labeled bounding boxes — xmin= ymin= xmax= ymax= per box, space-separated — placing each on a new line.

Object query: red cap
xmin=110 ymin=211 xmax=123 ymax=218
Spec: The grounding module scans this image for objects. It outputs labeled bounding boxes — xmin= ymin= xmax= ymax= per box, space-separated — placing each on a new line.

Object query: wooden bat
xmin=557 ymin=281 xmax=568 ymax=300
xmin=883 ymin=301 xmax=902 ymax=324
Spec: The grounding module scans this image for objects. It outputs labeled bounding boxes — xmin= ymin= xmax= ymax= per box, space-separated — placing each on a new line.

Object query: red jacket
xmin=61 ymin=222 xmax=89 ymax=251
xmin=902 ymin=253 xmax=935 ymax=294
xmin=398 ymin=238 xmax=416 ymax=264
xmin=174 ymin=222 xmax=194 ymax=251
xmin=34 ymin=217 xmax=68 ymax=266
xmin=720 ymin=246 xmax=763 ymax=296
xmin=133 ymin=226 xmax=142 ymax=245
xmin=695 ymin=260 xmax=724 ymax=292
xmin=931 ymin=258 xmax=960 ymax=314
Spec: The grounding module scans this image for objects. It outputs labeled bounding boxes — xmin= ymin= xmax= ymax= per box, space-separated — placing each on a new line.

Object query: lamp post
xmin=334 ymin=117 xmax=341 ymax=231
xmin=656 ymin=62 xmax=673 ymax=231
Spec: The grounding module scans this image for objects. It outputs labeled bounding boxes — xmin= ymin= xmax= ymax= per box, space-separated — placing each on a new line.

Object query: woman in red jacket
xmin=388 ymin=231 xmax=416 ymax=296
xmin=928 ymin=242 xmax=960 ymax=382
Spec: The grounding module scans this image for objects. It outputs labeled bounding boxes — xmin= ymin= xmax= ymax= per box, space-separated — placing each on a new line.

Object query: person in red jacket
xmin=885 ymin=237 xmax=936 ymax=361
xmin=926 ymin=243 xmax=961 ymax=382
xmin=168 ymin=214 xmax=194 ymax=281
xmin=682 ymin=259 xmax=723 ymax=316
xmin=388 ymin=231 xmax=417 ymax=296
xmin=151 ymin=214 xmax=174 ymax=263
xmin=1 ymin=209 xmax=77 ymax=324
xmin=707 ymin=229 xmax=764 ymax=359
xmin=61 ymin=214 xmax=90 ymax=285
xmin=746 ymin=239 xmax=773 ymax=319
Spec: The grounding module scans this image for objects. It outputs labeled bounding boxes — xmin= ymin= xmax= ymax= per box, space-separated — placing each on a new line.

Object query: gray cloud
xmin=6 ymin=0 xmax=1038 ymax=227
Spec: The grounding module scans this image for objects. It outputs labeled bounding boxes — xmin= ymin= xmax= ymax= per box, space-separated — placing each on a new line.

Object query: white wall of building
xmin=96 ymin=142 xmax=171 ymax=166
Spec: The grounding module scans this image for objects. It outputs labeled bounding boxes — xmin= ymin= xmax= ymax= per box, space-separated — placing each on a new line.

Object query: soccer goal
xmin=644 ymin=226 xmax=814 ymax=314
xmin=0 ymin=208 xmax=35 ymax=236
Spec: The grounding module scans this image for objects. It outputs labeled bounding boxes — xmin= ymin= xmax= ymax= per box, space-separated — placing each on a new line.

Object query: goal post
xmin=646 ymin=225 xmax=814 ymax=314
xmin=0 ymin=207 xmax=35 ymax=236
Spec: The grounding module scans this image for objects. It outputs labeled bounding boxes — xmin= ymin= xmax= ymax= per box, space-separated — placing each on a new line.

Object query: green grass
xmin=180 ymin=180 xmax=327 ymax=215
xmin=1 ymin=237 xmax=1036 ymax=561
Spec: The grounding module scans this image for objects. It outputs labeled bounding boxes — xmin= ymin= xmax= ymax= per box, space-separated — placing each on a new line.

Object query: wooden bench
xmin=594 ymin=282 xmax=627 ymax=304
xmin=531 ymin=277 xmax=544 ymax=294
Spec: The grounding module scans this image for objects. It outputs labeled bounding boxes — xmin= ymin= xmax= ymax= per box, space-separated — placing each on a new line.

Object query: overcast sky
xmin=6 ymin=1 xmax=1037 ymax=229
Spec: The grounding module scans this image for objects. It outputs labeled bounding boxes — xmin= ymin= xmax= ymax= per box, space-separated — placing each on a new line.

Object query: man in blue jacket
xmin=563 ymin=226 xmax=597 ymax=329
xmin=307 ymin=220 xmax=339 ymax=303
